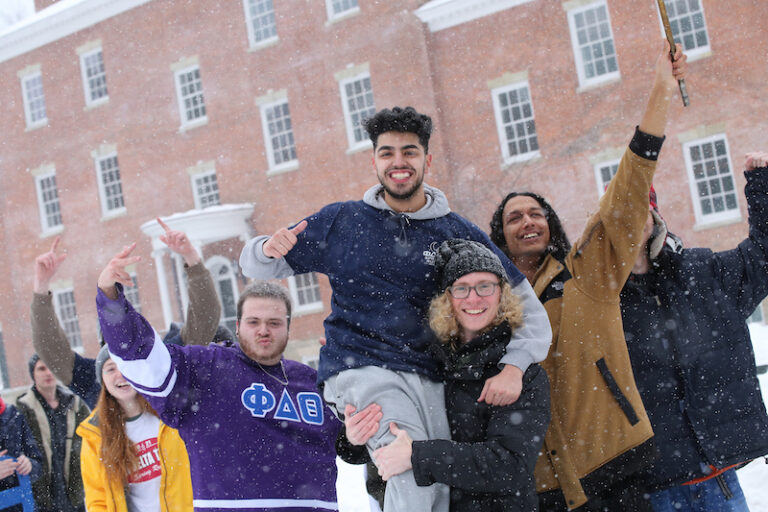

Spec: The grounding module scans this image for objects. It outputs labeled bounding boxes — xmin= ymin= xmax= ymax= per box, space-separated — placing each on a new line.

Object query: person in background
xmin=0 ymin=394 xmax=42 ymax=512
xmin=15 ymin=355 xmax=89 ymax=512
xmin=618 ymin=151 xmax=768 ymax=511
xmin=347 ymin=239 xmax=550 ymax=511
xmin=30 ymin=218 xmax=221 ymax=408
xmin=76 ymin=345 xmax=192 ymax=512
xmin=488 ymin=40 xmax=687 ymax=510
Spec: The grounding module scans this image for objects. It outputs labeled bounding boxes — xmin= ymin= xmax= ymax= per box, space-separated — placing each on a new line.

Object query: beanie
xmin=95 ymin=345 xmax=112 ymax=385
xmin=28 ymin=354 xmax=41 ymax=380
xmin=433 ymin=239 xmax=507 ymax=292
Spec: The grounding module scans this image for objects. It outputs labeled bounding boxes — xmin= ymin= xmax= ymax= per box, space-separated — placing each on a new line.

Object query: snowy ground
xmin=336 ymin=323 xmax=768 ymax=511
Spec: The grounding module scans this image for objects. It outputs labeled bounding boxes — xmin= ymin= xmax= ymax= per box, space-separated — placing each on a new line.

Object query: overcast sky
xmin=0 ymin=0 xmax=34 ymax=31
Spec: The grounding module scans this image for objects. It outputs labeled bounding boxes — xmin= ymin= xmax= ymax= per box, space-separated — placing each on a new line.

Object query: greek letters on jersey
xmin=129 ymin=437 xmax=162 ymax=483
xmin=241 ymin=384 xmax=325 ymax=425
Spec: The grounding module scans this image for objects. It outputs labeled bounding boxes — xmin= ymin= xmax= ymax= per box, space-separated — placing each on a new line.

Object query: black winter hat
xmin=434 ymin=239 xmax=507 ymax=291
xmin=28 ymin=354 xmax=41 ymax=380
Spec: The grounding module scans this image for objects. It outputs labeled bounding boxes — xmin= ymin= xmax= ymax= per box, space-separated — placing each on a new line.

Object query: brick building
xmin=0 ymin=0 xmax=766 ymax=389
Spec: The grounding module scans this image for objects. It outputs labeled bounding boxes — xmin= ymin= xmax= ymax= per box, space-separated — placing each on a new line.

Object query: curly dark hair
xmin=362 ymin=106 xmax=432 ymax=153
xmin=489 ymin=192 xmax=571 ymax=264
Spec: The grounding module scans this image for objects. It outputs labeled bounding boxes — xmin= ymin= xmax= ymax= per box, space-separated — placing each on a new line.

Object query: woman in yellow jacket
xmin=76 ymin=345 xmax=192 ymax=512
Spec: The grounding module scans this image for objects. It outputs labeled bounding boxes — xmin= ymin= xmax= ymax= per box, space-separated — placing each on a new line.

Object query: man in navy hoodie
xmin=239 ymin=106 xmax=551 ymax=511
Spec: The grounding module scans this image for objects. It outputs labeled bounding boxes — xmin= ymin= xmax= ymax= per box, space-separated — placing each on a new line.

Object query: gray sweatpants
xmin=324 ymin=366 xmax=450 ymax=512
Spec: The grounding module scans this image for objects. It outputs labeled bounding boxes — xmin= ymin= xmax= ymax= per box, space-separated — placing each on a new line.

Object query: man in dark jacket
xmin=620 ymin=151 xmax=768 ymax=510
xmin=15 ymin=355 xmax=90 ymax=512
xmin=0 ymin=395 xmax=42 ymax=512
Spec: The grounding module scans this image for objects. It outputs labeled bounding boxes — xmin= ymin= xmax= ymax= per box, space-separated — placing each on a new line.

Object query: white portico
xmin=140 ymin=203 xmax=254 ymax=331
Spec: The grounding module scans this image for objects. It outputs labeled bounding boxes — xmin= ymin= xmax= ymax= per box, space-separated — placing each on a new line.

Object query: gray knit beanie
xmin=434 ymin=239 xmax=507 ymax=291
xmin=95 ymin=344 xmax=112 ymax=385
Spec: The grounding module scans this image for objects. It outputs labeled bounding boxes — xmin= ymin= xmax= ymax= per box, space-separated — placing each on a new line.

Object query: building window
xmin=21 ymin=72 xmax=47 ymax=128
xmin=175 ymin=66 xmax=207 ymax=127
xmin=80 ymin=48 xmax=109 ymax=106
xmin=260 ymin=100 xmax=298 ymax=172
xmin=567 ymin=1 xmax=619 ymax=88
xmin=288 ymin=272 xmax=323 ymax=315
xmin=95 ymin=153 xmax=126 ymax=216
xmin=492 ymin=82 xmax=540 ymax=164
xmin=594 ymin=159 xmax=620 ymax=196
xmin=125 ymin=273 xmax=142 ymax=313
xmin=191 ymin=169 xmax=221 ymax=209
xmin=207 ymin=257 xmax=239 ymax=335
xmin=327 ymin=0 xmax=359 ymax=20
xmin=244 ymin=0 xmax=277 ymax=47
xmin=661 ymin=0 xmax=709 ymax=56
xmin=0 ymin=327 xmax=8 ymax=389
xmin=683 ymin=135 xmax=739 ymax=225
xmin=53 ymin=289 xmax=83 ymax=349
xmin=35 ymin=170 xmax=63 ymax=232
xmin=339 ymin=73 xmax=375 ymax=150
xmin=748 ymin=304 xmax=764 ymax=324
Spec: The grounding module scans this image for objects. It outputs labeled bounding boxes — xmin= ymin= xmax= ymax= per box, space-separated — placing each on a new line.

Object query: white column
xmin=173 ymin=254 xmax=189 ymax=319
xmin=153 ymin=249 xmax=173 ymax=329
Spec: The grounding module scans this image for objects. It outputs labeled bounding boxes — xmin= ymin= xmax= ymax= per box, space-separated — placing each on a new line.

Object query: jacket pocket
xmin=595 ymin=358 xmax=639 ymax=425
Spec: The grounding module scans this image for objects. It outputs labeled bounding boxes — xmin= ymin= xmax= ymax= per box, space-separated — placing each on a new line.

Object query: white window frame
xmin=491 ymin=81 xmax=540 ymax=165
xmin=190 ymin=168 xmax=221 ymax=209
xmin=594 ymin=158 xmax=620 ymax=197
xmin=682 ymin=134 xmax=740 ymax=227
xmin=326 ymin=0 xmax=359 ymax=21
xmin=288 ymin=273 xmax=323 ymax=316
xmin=53 ymin=288 xmax=83 ymax=350
xmin=94 ymin=152 xmax=126 ymax=218
xmin=658 ymin=0 xmax=710 ymax=60
xmin=243 ymin=0 xmax=278 ymax=49
xmin=260 ymin=99 xmax=299 ymax=174
xmin=207 ymin=256 xmax=239 ymax=335
xmin=124 ymin=271 xmax=142 ymax=313
xmin=35 ymin=169 xmax=64 ymax=234
xmin=0 ymin=323 xmax=8 ymax=390
xmin=174 ymin=65 xmax=207 ymax=129
xmin=566 ymin=0 xmax=620 ymax=89
xmin=339 ymin=72 xmax=376 ymax=152
xmin=79 ymin=47 xmax=109 ymax=107
xmin=20 ymin=71 xmax=48 ymax=129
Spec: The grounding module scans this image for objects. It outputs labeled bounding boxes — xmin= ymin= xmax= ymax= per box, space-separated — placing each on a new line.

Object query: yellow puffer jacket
xmin=533 ymin=147 xmax=657 ymax=509
xmin=76 ymin=408 xmax=193 ymax=512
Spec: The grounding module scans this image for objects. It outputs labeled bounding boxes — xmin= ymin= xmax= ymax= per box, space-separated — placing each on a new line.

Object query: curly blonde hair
xmin=428 ymin=281 xmax=523 ymax=349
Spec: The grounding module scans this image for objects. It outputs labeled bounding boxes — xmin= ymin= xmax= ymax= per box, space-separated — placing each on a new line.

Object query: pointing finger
xmin=290 ymin=220 xmax=308 ymax=236
xmin=157 ymin=217 xmax=171 ymax=233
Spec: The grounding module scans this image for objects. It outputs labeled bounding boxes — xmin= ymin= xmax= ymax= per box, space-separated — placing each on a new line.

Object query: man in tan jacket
xmin=488 ymin=41 xmax=687 ymax=510
xmin=30 ymin=219 xmax=223 ymax=408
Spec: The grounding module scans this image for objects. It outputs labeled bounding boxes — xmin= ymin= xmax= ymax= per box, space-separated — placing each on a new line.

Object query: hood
xmin=362 ymin=183 xmax=451 ymax=220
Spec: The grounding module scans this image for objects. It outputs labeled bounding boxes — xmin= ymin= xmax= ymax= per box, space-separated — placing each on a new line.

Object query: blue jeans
xmin=650 ymin=469 xmax=749 ymax=512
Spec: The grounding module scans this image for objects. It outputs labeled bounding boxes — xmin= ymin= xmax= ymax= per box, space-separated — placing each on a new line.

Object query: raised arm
xmin=30 ymin=237 xmax=75 ymax=385
xmin=157 ymin=217 xmax=221 ymax=346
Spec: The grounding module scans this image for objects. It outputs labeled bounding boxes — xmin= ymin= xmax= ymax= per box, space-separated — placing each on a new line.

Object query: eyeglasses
xmin=447 ymin=282 xmax=500 ymax=299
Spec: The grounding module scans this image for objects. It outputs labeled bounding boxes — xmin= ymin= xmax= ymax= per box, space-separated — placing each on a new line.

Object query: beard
xmin=378 ymin=164 xmax=425 ymax=201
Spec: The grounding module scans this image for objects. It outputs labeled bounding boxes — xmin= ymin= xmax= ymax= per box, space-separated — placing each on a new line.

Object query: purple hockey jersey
xmin=97 ymin=287 xmax=342 ymax=512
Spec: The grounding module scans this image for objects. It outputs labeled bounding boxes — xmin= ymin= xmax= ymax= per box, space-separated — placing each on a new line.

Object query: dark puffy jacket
xmin=412 ymin=323 xmax=551 ymax=512
xmin=0 ymin=404 xmax=43 ymax=489
xmin=620 ymin=167 xmax=768 ymax=489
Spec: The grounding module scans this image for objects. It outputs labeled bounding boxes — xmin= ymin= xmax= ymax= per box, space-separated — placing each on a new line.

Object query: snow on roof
xmin=0 ymin=0 xmax=151 ymax=64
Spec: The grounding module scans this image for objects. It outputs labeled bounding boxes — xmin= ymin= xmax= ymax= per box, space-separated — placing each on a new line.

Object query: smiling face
xmin=501 ymin=195 xmax=551 ymax=261
xmin=101 ymin=359 xmax=137 ymax=405
xmin=236 ymin=297 xmax=289 ymax=365
xmin=449 ymin=271 xmax=502 ymax=343
xmin=33 ymin=359 xmax=57 ymax=394
xmin=373 ymin=131 xmax=432 ymax=212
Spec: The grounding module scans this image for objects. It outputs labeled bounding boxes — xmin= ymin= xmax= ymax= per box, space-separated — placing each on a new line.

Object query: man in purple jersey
xmin=95 ymin=243 xmax=369 ymax=512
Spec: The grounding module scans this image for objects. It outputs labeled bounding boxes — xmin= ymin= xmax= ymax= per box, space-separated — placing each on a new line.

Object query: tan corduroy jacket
xmin=533 ymin=146 xmax=658 ymax=509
